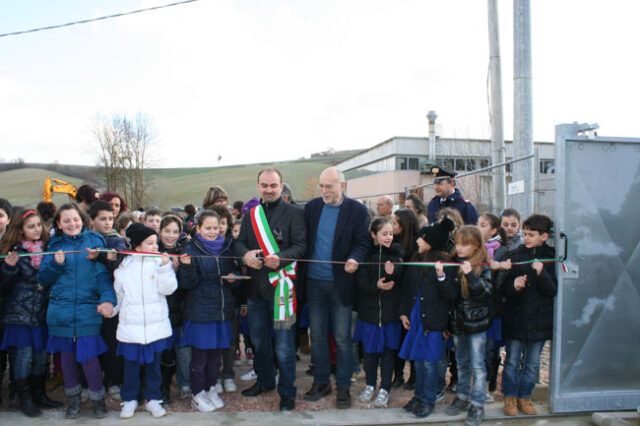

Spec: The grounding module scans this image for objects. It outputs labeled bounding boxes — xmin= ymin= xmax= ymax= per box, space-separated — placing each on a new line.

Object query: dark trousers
xmin=190 ymin=348 xmax=222 ymax=395
xmin=121 ymin=355 xmax=162 ymax=402
xmin=220 ymin=310 xmax=239 ymax=380
xmin=363 ymin=348 xmax=396 ymax=391
xmin=99 ymin=316 xmax=123 ymax=388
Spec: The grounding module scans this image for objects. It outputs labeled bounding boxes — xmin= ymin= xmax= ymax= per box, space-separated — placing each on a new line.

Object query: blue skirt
xmin=0 ymin=325 xmax=48 ymax=351
xmin=47 ymin=335 xmax=108 ymax=363
xmin=398 ymin=297 xmax=445 ymax=362
xmin=353 ymin=320 xmax=402 ymax=354
xmin=181 ymin=320 xmax=231 ymax=350
xmin=486 ymin=318 xmax=503 ymax=344
xmin=117 ymin=336 xmax=174 ymax=365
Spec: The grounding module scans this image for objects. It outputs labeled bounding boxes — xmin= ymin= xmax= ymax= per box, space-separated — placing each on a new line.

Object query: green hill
xmin=0 ymin=160 xmax=334 ymax=209
xmin=0 ymin=168 xmax=83 ymax=208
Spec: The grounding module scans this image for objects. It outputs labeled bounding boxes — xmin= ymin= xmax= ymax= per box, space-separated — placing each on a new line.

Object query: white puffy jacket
xmin=113 ymin=255 xmax=177 ymax=344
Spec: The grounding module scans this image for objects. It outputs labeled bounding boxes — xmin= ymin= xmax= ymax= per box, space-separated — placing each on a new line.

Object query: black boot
xmin=31 ymin=374 xmax=63 ymax=408
xmin=65 ymin=391 xmax=82 ymax=419
xmin=160 ymin=364 xmax=174 ymax=405
xmin=92 ymin=397 xmax=108 ymax=418
xmin=16 ymin=378 xmax=42 ymax=417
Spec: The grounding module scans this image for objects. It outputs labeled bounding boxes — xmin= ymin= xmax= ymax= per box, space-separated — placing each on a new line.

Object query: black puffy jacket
xmin=159 ymin=236 xmax=188 ymax=328
xmin=501 ymin=243 xmax=556 ymax=342
xmin=355 ymin=243 xmax=404 ymax=326
xmin=400 ymin=252 xmax=458 ymax=333
xmin=449 ymin=263 xmax=492 ymax=335
xmin=1 ymin=244 xmax=49 ymax=327
xmin=178 ymin=237 xmax=238 ymax=322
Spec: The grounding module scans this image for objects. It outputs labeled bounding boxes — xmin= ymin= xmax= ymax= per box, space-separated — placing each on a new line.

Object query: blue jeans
xmin=351 ymin=311 xmax=360 ymax=374
xmin=121 ymin=354 xmax=162 ymax=402
xmin=307 ymin=278 xmax=353 ymax=388
xmin=175 ymin=343 xmax=191 ymax=389
xmin=247 ymin=298 xmax=296 ymax=397
xmin=437 ymin=348 xmax=449 ymax=393
xmin=415 ymin=358 xmax=441 ymax=405
xmin=454 ymin=332 xmax=487 ymax=407
xmin=9 ymin=346 xmax=47 ymax=380
xmin=503 ymin=339 xmax=545 ymax=398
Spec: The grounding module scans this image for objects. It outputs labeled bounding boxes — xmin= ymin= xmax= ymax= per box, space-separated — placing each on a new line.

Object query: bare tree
xmin=93 ymin=113 xmax=155 ymax=209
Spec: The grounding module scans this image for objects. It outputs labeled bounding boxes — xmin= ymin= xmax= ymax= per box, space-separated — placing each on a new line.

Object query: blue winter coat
xmin=178 ymin=237 xmax=238 ymax=322
xmin=38 ymin=230 xmax=116 ymax=338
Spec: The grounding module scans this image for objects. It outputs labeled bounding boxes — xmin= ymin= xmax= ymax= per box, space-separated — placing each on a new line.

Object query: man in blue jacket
xmin=426 ymin=166 xmax=478 ymax=225
xmin=302 ymin=167 xmax=370 ymax=409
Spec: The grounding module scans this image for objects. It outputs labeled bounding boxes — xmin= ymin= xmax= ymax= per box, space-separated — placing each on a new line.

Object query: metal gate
xmin=550 ymin=123 xmax=640 ymax=412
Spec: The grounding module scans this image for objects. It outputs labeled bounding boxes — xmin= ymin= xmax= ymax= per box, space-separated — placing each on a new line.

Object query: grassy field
xmin=0 ymin=168 xmax=83 ymax=207
xmin=0 ymin=160 xmax=334 ymax=209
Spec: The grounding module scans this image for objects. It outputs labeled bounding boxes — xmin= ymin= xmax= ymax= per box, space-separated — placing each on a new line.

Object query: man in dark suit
xmin=234 ymin=168 xmax=306 ymax=411
xmin=302 ymin=166 xmax=370 ymax=409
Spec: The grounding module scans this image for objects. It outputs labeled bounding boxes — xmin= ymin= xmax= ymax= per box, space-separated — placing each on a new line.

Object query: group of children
xmin=0 ymin=196 xmax=249 ymax=420
xmin=354 ymin=207 xmax=557 ymax=426
xmin=0 ymin=192 xmax=557 ymax=425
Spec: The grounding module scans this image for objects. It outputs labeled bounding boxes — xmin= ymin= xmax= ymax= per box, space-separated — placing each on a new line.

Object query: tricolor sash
xmin=250 ymin=205 xmax=297 ymax=326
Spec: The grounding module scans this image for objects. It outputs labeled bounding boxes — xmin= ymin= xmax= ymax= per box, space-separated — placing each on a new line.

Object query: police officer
xmin=426 ymin=166 xmax=478 ymax=225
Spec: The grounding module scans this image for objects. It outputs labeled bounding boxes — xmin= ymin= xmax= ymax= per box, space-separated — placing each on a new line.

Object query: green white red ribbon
xmin=249 ymin=205 xmax=297 ymax=325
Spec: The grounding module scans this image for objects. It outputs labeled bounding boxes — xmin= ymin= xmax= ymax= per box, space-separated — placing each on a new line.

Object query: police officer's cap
xmin=431 ymin=166 xmax=456 ymax=182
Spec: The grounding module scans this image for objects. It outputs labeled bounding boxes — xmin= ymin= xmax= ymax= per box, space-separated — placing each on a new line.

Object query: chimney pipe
xmin=427 ymin=110 xmax=437 ymax=162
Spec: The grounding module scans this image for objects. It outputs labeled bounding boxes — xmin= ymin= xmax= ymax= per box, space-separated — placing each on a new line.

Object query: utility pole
xmin=513 ymin=0 xmax=535 ymax=217
xmin=487 ymin=0 xmax=506 ymax=214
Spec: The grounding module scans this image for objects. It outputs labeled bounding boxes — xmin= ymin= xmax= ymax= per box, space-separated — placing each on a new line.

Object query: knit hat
xmin=419 ymin=217 xmax=455 ymax=251
xmin=126 ymin=223 xmax=157 ymax=248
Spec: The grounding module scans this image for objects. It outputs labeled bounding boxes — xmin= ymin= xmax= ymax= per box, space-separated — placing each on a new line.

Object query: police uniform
xmin=426 ymin=166 xmax=478 ymax=225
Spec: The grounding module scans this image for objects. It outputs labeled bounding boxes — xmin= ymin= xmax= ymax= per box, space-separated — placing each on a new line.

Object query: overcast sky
xmin=1 ymin=0 xmax=638 ymax=168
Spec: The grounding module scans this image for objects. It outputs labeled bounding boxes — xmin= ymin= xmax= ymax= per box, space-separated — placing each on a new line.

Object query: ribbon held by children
xmin=249 ymin=205 xmax=297 ymax=328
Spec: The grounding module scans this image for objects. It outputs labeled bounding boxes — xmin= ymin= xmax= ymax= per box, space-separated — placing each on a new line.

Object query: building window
xmin=454 ymin=158 xmax=466 ymax=171
xmin=540 ymin=159 xmax=555 ymax=174
xmin=505 ymin=157 xmax=512 ymax=173
xmin=478 ymin=159 xmax=490 ymax=169
xmin=408 ymin=157 xmax=420 ymax=170
xmin=397 ymin=157 xmax=407 ymax=170
xmin=465 ymin=159 xmax=477 ymax=171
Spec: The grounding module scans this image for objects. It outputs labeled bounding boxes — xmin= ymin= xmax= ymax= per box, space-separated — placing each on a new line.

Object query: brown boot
xmin=517 ymin=398 xmax=537 ymax=415
xmin=503 ymin=396 xmax=518 ymax=416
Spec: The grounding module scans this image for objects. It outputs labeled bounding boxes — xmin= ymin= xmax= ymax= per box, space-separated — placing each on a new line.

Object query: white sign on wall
xmin=508 ymin=180 xmax=525 ymax=195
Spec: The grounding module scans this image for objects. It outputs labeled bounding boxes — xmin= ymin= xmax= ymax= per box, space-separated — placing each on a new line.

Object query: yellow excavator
xmin=42 ymin=177 xmax=77 ymax=202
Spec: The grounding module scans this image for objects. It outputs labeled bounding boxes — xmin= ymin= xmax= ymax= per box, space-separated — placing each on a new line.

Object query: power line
xmin=0 ymin=0 xmax=199 ymax=39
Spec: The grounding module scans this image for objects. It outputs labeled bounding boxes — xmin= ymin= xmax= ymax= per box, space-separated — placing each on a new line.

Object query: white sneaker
xmin=373 ymin=389 xmax=390 ymax=407
xmin=145 ymin=399 xmax=166 ymax=418
xmin=358 ymin=385 xmax=375 ymax=402
xmin=108 ymin=385 xmax=122 ymax=401
xmin=240 ymin=369 xmax=257 ymax=382
xmin=214 ymin=383 xmax=223 ymax=393
xmin=120 ymin=400 xmax=138 ymax=419
xmin=191 ymin=390 xmax=215 ymax=412
xmin=207 ymin=386 xmax=224 ymax=409
xmin=223 ymin=379 xmax=237 ymax=392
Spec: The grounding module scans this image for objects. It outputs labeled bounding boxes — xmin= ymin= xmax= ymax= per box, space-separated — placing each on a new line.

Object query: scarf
xmin=22 ymin=240 xmax=44 ymax=269
xmin=195 ymin=234 xmax=225 ymax=256
xmin=485 ymin=235 xmax=502 ymax=259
